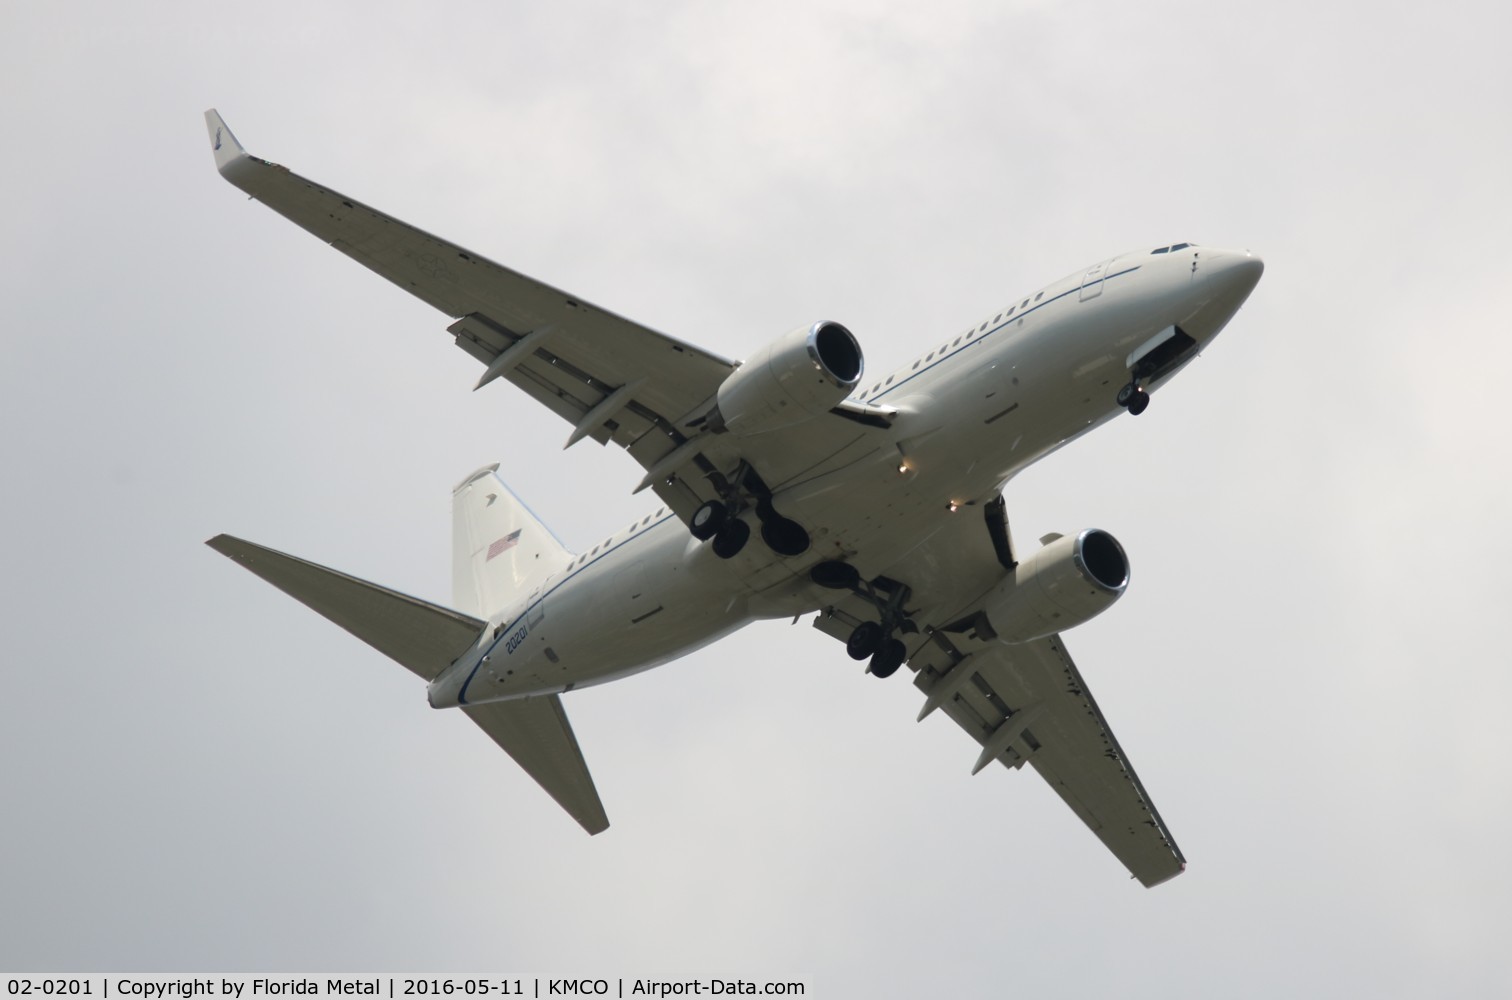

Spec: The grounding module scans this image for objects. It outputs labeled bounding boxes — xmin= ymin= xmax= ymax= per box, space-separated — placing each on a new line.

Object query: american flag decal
xmin=486 ymin=530 xmax=522 ymax=561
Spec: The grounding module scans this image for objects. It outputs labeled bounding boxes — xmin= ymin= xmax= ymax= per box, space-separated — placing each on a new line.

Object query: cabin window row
xmin=858 ymin=288 xmax=1051 ymax=400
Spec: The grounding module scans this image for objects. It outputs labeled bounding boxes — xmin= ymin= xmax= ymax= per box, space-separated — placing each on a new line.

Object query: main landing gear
xmin=692 ymin=497 xmax=810 ymax=560
xmin=811 ymin=561 xmax=914 ymax=680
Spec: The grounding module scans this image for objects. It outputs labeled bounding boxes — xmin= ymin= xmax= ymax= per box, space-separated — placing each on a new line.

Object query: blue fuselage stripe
xmin=867 ymin=265 xmax=1141 ymax=402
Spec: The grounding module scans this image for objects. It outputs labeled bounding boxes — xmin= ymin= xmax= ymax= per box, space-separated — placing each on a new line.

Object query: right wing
xmin=914 ymin=631 xmax=1185 ymax=887
xmin=811 ymin=505 xmax=1185 ymax=888
xmin=204 ymin=111 xmax=886 ymax=526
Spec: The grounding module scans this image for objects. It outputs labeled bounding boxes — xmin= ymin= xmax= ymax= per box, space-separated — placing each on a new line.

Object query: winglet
xmin=203 ymin=109 xmax=260 ymax=187
xmin=204 ymin=109 xmax=244 ymax=168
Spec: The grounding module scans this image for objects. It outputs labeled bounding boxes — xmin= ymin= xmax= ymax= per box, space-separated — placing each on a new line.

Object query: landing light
xmin=948 ymin=501 xmax=961 ymax=513
xmin=898 ymin=461 xmax=910 ymax=474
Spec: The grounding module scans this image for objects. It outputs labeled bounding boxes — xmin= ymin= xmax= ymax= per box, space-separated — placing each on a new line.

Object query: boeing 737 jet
xmin=203 ymin=110 xmax=1262 ymax=887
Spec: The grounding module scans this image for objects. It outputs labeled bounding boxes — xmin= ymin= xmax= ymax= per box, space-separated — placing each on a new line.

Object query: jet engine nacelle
xmin=713 ymin=321 xmax=863 ymax=435
xmin=980 ymin=529 xmax=1130 ymax=643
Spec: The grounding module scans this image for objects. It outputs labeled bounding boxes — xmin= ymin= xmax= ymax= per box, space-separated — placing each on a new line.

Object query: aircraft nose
xmin=1207 ymin=249 xmax=1264 ymax=295
xmin=1230 ymin=251 xmax=1264 ymax=289
xmin=1182 ymin=249 xmax=1263 ymax=344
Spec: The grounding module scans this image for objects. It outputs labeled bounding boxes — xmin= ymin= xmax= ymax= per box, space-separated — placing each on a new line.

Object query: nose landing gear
xmin=1117 ymin=381 xmax=1150 ymax=415
xmin=1116 ymin=360 xmax=1155 ymax=416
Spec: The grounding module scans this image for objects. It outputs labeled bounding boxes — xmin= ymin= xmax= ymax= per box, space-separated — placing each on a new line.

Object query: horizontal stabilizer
xmin=463 ymin=697 xmax=610 ymax=835
xmin=207 ymin=534 xmax=485 ymax=681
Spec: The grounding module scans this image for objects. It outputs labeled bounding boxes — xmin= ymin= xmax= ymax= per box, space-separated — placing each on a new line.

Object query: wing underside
xmin=811 ymin=511 xmax=1185 ymax=887
xmin=924 ymin=632 xmax=1185 ymax=887
xmin=204 ymin=110 xmax=746 ymax=522
xmin=204 ymin=110 xmax=903 ymax=526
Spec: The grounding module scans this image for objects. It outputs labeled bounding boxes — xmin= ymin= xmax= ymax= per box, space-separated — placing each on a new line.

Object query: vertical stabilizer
xmin=453 ymin=465 xmax=573 ymax=617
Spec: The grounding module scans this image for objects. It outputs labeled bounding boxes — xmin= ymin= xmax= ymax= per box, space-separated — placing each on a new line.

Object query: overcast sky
xmin=3 ymin=0 xmax=1510 ymax=994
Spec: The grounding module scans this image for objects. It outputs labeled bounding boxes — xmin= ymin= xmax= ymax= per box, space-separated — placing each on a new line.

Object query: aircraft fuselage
xmin=428 ymin=243 xmax=1263 ymax=708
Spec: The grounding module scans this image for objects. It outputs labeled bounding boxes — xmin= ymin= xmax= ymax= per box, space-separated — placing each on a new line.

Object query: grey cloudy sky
xmin=3 ymin=0 xmax=1510 ymax=994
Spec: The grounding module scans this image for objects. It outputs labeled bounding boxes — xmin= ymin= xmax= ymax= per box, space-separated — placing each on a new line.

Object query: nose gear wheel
xmin=1117 ymin=360 xmax=1156 ymax=416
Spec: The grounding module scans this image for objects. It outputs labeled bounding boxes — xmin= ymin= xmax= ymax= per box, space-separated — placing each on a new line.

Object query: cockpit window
xmin=1152 ymin=242 xmax=1195 ymax=254
xmin=1151 ymin=247 xmax=1169 ymax=254
xmin=1170 ymin=242 xmax=1191 ymax=251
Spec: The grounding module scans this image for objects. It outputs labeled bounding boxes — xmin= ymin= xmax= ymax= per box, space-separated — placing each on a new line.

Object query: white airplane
xmin=204 ymin=110 xmax=1261 ymax=887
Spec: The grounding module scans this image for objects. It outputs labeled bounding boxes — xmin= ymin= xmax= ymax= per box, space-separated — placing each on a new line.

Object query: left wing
xmin=813 ymin=517 xmax=1186 ymax=887
xmin=204 ymin=111 xmax=887 ymax=526
xmin=205 ymin=110 xmax=736 ymax=521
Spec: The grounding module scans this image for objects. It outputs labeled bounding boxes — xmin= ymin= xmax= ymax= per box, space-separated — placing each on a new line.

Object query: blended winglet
xmin=203 ymin=109 xmax=257 ymax=183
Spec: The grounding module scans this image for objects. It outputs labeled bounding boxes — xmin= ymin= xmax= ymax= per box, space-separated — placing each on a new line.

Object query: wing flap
xmin=462 ymin=696 xmax=610 ymax=835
